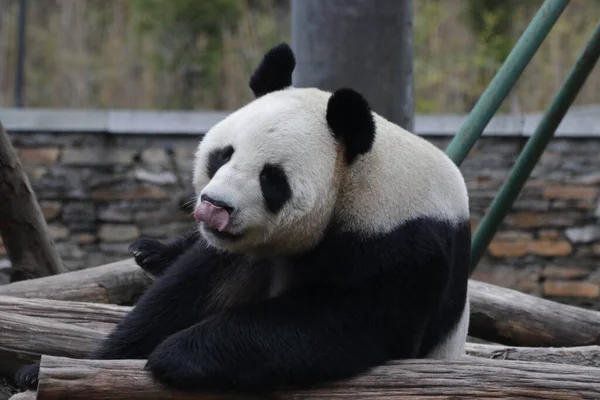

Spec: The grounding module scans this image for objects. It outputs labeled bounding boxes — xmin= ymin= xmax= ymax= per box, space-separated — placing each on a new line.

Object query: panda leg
xmin=144 ymin=288 xmax=421 ymax=392
xmin=15 ymin=244 xmax=237 ymax=392
xmin=129 ymin=229 xmax=200 ymax=277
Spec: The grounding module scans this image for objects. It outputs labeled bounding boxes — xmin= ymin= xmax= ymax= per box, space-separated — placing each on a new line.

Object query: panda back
xmin=335 ymin=113 xmax=470 ymax=236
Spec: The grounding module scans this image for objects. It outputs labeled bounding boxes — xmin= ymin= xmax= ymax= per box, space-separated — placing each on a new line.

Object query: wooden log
xmin=0 ymin=295 xmax=130 ymax=330
xmin=2 ymin=302 xmax=599 ymax=370
xmin=0 ymin=311 xmax=105 ymax=376
xmin=468 ymin=280 xmax=600 ymax=347
xmin=11 ymin=354 xmax=598 ymax=399
xmin=465 ymin=342 xmax=600 ymax=368
xmin=1 ymin=254 xmax=599 ymax=348
xmin=0 ymin=121 xmax=66 ymax=281
xmin=0 ymin=259 xmax=152 ymax=305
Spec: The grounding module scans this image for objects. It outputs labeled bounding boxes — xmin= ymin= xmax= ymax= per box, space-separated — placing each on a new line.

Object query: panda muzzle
xmin=194 ymin=200 xmax=231 ymax=232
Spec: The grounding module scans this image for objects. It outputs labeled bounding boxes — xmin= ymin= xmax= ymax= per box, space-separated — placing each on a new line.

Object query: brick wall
xmin=1 ymin=131 xmax=599 ymax=310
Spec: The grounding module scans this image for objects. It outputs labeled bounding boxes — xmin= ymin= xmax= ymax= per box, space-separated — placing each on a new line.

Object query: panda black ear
xmin=249 ymin=43 xmax=296 ymax=98
xmin=326 ymin=88 xmax=376 ymax=164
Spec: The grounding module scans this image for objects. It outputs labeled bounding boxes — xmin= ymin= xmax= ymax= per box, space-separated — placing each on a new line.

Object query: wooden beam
xmin=1 ymin=303 xmax=599 ymax=376
xmin=0 ymin=121 xmax=66 ymax=281
xmin=469 ymin=280 xmax=600 ymax=347
xmin=7 ymin=355 xmax=597 ymax=399
xmin=1 ymin=255 xmax=599 ymax=348
xmin=0 ymin=259 xmax=152 ymax=305
xmin=0 ymin=311 xmax=105 ymax=376
xmin=0 ymin=295 xmax=130 ymax=330
xmin=465 ymin=342 xmax=600 ymax=368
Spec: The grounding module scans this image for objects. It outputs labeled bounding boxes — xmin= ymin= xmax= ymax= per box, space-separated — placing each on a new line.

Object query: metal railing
xmin=443 ymin=0 xmax=600 ymax=274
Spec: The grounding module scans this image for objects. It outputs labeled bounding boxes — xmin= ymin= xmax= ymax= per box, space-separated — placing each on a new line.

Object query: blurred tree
xmin=291 ymin=0 xmax=414 ymax=131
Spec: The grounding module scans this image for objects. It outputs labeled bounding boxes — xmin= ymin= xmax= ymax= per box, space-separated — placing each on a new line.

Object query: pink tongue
xmin=194 ymin=201 xmax=230 ymax=232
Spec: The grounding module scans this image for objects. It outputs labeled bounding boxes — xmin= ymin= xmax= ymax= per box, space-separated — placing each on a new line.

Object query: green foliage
xmin=131 ymin=0 xmax=243 ymax=108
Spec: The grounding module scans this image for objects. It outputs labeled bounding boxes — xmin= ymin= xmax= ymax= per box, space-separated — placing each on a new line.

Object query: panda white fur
xmin=15 ymin=43 xmax=471 ymax=393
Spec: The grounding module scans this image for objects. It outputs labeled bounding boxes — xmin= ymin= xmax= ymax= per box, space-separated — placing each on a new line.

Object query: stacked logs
xmin=0 ymin=259 xmax=598 ymax=399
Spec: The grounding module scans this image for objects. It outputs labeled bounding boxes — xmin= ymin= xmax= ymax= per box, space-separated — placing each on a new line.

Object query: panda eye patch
xmin=260 ymin=163 xmax=292 ymax=213
xmin=206 ymin=145 xmax=234 ymax=178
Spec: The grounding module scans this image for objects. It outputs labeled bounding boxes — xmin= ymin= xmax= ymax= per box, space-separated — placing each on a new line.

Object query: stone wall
xmin=1 ymin=129 xmax=599 ymax=309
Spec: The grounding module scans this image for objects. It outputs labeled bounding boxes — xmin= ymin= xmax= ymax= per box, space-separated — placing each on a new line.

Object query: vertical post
xmin=14 ymin=0 xmax=27 ymax=108
xmin=291 ymin=0 xmax=414 ymax=131
xmin=469 ymin=20 xmax=600 ymax=274
xmin=444 ymin=0 xmax=569 ymax=166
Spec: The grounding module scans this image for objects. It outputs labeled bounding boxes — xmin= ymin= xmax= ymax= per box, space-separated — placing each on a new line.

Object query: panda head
xmin=192 ymin=43 xmax=376 ymax=256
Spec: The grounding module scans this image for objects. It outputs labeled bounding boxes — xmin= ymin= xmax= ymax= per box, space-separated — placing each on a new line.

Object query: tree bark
xmin=0 ymin=311 xmax=105 ymax=375
xmin=0 ymin=121 xmax=66 ymax=281
xmin=7 ymin=355 xmax=598 ymax=400
xmin=0 ymin=295 xmax=130 ymax=329
xmin=465 ymin=343 xmax=600 ymax=368
xmin=1 ymin=303 xmax=599 ymax=375
xmin=0 ymin=259 xmax=152 ymax=305
xmin=469 ymin=280 xmax=600 ymax=347
xmin=291 ymin=0 xmax=414 ymax=130
xmin=2 ymin=255 xmax=599 ymax=348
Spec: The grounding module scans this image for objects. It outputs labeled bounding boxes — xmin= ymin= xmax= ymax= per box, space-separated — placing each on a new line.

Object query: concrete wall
xmin=1 ymin=108 xmax=599 ymax=310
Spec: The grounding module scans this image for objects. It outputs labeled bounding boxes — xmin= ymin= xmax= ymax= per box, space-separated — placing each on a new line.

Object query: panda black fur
xmin=15 ymin=43 xmax=471 ymax=393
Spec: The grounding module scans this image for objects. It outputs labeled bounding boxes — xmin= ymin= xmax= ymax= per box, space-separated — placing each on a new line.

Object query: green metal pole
xmin=445 ymin=0 xmax=569 ymax=166
xmin=469 ymin=20 xmax=600 ymax=274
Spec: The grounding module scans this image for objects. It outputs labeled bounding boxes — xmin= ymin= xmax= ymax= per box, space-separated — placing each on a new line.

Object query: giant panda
xmin=15 ymin=43 xmax=471 ymax=393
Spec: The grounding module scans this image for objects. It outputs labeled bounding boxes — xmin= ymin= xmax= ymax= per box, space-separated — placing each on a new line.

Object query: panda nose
xmin=199 ymin=194 xmax=235 ymax=214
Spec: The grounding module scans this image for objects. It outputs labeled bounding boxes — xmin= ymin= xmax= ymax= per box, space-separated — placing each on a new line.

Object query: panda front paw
xmin=128 ymin=238 xmax=171 ymax=277
xmin=145 ymin=335 xmax=204 ymax=392
xmin=14 ymin=362 xmax=40 ymax=391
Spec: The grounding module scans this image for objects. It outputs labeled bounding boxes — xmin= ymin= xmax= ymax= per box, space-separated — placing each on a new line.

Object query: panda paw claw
xmin=128 ymin=238 xmax=171 ymax=277
xmin=15 ymin=362 xmax=40 ymax=391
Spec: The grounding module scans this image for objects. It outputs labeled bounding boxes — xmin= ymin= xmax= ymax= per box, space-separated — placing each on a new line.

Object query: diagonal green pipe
xmin=469 ymin=20 xmax=600 ymax=274
xmin=445 ymin=0 xmax=570 ymax=166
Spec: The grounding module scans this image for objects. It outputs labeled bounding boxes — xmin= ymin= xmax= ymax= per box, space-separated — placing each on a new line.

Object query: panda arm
xmin=14 ymin=245 xmax=244 ymax=392
xmin=129 ymin=229 xmax=201 ymax=277
xmin=90 ymin=244 xmax=240 ymax=360
xmin=144 ymin=280 xmax=431 ymax=392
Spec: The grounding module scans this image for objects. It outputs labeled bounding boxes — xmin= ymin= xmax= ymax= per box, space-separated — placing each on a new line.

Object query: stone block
xmin=18 ymin=147 xmax=60 ymax=164
xmin=133 ymin=169 xmax=177 ymax=185
xmin=504 ymin=212 xmax=579 ymax=228
xmin=55 ymin=242 xmax=86 ymax=260
xmin=99 ymin=243 xmax=134 ymax=255
xmin=62 ymin=148 xmax=136 ymax=166
xmin=574 ymin=172 xmax=600 ymax=185
xmin=141 ymin=148 xmax=169 ymax=166
xmin=471 ymin=265 xmax=541 ymax=295
xmin=91 ymin=185 xmax=169 ymax=201
xmin=488 ymin=241 xmax=528 ymax=258
xmin=98 ymin=204 xmax=133 ymax=223
xmin=543 ymin=186 xmax=597 ymax=200
xmin=63 ymin=201 xmax=96 ymax=223
xmin=538 ymin=230 xmax=560 ymax=240
xmin=40 ymin=201 xmax=62 ymax=221
xmin=48 ymin=224 xmax=70 ymax=240
xmin=542 ymin=265 xmax=591 ymax=280
xmin=98 ymin=224 xmax=140 ymax=243
xmin=67 ymin=222 xmax=97 ymax=233
xmin=23 ymin=166 xmax=48 ymax=181
xmin=488 ymin=240 xmax=572 ymax=258
xmin=543 ymin=281 xmax=600 ymax=298
xmin=33 ymin=168 xmax=88 ymax=200
xmin=528 ymin=240 xmax=572 ymax=257
xmin=565 ymin=225 xmax=600 ymax=244
xmin=512 ymin=199 xmax=550 ymax=212
xmin=73 ymin=233 xmax=96 ymax=244
xmin=494 ymin=231 xmax=534 ymax=241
